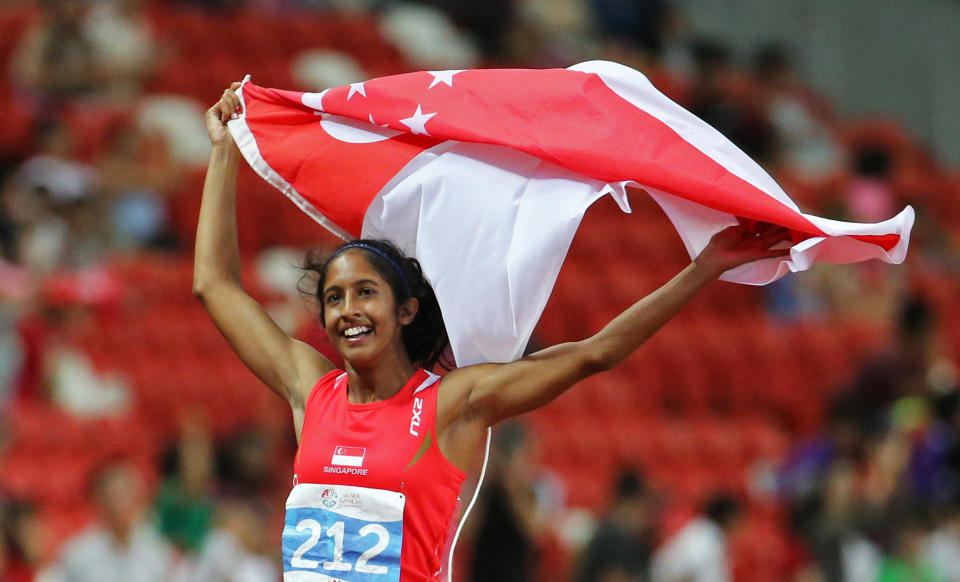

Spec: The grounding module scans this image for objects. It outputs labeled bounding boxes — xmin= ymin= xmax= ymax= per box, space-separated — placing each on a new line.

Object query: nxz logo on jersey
xmin=409 ymin=397 xmax=424 ymax=436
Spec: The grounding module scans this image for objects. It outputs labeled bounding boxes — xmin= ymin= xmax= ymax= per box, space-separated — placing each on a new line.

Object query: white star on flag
xmin=347 ymin=82 xmax=366 ymax=100
xmin=399 ymin=105 xmax=436 ymax=136
xmin=428 ymin=70 xmax=464 ymax=89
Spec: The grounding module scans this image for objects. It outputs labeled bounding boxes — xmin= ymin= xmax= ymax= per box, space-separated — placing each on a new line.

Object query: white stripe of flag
xmin=331 ymin=446 xmax=366 ymax=467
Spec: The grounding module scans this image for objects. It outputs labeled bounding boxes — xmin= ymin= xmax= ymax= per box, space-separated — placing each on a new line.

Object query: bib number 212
xmin=283 ymin=484 xmax=404 ymax=581
xmin=291 ymin=519 xmax=390 ymax=574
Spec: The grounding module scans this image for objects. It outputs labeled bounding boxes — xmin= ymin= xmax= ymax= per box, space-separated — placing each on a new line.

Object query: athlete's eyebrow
xmin=353 ymin=279 xmax=381 ymax=287
xmin=323 ymin=279 xmax=381 ymax=295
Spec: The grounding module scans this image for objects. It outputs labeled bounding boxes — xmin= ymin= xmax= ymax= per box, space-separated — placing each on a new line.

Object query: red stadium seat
xmin=605 ymin=418 xmax=660 ymax=467
xmin=0 ymin=4 xmax=38 ymax=72
xmin=742 ymin=421 xmax=790 ymax=462
xmin=694 ymin=419 xmax=747 ymax=467
xmin=0 ymin=97 xmax=35 ymax=158
xmin=560 ymin=467 xmax=612 ymax=511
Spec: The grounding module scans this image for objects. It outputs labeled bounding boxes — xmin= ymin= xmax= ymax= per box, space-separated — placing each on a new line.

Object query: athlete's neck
xmin=344 ymin=350 xmax=417 ymax=404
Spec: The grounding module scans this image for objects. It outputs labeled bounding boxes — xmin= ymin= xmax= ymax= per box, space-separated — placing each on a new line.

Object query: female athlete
xmin=194 ymin=84 xmax=792 ymax=582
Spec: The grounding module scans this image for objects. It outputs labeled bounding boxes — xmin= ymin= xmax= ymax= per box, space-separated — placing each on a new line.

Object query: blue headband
xmin=334 ymin=243 xmax=412 ymax=296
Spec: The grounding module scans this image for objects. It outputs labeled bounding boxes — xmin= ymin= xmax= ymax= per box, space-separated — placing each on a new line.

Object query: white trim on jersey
xmin=413 ymin=371 xmax=441 ymax=395
xmin=445 ymin=426 xmax=492 ymax=582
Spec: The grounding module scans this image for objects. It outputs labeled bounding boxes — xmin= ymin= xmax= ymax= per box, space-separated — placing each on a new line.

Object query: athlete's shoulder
xmin=304 ymin=368 xmax=346 ymax=409
xmin=411 ymin=368 xmax=443 ymax=394
xmin=433 ymin=363 xmax=499 ymax=420
xmin=440 ymin=362 xmax=498 ymax=388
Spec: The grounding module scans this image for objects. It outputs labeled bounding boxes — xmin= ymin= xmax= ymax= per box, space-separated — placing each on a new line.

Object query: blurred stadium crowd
xmin=0 ymin=0 xmax=958 ymax=581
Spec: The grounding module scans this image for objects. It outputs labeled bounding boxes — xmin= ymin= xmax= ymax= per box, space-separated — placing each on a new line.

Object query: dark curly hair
xmin=302 ymin=239 xmax=451 ymax=370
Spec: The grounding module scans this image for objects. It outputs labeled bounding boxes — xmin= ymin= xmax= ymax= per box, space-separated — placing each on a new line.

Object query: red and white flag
xmin=228 ymin=60 xmax=913 ymax=366
xmin=331 ymin=446 xmax=366 ymax=467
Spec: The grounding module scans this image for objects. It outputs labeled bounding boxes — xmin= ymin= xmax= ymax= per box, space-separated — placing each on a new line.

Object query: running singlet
xmin=285 ymin=369 xmax=466 ymax=582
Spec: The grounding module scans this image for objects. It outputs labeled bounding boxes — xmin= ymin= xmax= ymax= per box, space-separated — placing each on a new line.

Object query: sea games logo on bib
xmin=320 ymin=487 xmax=338 ymax=508
xmin=318 ymin=487 xmax=362 ymax=510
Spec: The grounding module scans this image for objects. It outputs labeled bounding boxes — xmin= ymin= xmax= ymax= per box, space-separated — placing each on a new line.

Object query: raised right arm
xmin=193 ymin=85 xmax=333 ymax=418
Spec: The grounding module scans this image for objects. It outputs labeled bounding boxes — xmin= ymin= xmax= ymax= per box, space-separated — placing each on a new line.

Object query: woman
xmin=195 ymin=84 xmax=791 ymax=582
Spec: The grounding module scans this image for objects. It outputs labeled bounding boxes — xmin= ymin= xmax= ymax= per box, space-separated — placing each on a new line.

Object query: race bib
xmin=283 ymin=484 xmax=405 ymax=582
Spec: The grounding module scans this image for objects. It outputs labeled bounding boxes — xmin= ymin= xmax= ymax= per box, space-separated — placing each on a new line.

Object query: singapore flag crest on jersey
xmin=332 ymin=446 xmax=366 ymax=468
xmin=227 ymin=60 xmax=914 ymax=367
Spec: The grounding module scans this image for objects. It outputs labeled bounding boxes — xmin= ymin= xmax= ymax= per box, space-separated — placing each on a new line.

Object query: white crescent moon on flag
xmin=301 ymin=90 xmax=327 ymax=112
xmin=319 ymin=113 xmax=405 ymax=144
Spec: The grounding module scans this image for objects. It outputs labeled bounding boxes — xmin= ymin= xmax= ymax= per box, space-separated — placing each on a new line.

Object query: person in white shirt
xmin=650 ymin=493 xmax=742 ymax=582
xmin=51 ymin=461 xmax=174 ymax=582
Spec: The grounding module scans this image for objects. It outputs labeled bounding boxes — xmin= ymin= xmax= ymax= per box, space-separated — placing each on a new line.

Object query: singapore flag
xmin=228 ymin=61 xmax=914 ymax=367
xmin=331 ymin=446 xmax=366 ymax=467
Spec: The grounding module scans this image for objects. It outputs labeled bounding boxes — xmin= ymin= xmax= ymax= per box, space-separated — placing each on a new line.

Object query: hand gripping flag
xmin=227 ymin=60 xmax=914 ymax=366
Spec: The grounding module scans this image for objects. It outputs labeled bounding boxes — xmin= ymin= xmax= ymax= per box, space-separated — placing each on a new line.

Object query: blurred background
xmin=0 ymin=0 xmax=958 ymax=581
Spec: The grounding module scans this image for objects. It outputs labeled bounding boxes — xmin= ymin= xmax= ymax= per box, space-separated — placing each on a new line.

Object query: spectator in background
xmin=589 ymin=0 xmax=693 ymax=103
xmin=876 ymin=511 xmax=943 ymax=582
xmin=187 ymin=498 xmax=279 ymax=582
xmin=910 ymin=386 xmax=960 ymax=504
xmin=779 ymin=400 xmax=865 ymax=502
xmin=656 ymin=4 xmax=696 ymax=90
xmin=924 ymin=502 xmax=960 ymax=582
xmin=11 ymin=0 xmax=99 ymax=109
xmin=588 ymin=0 xmax=670 ymax=57
xmin=83 ymin=0 xmax=159 ymax=100
xmin=378 ymin=3 xmax=481 ymax=70
xmin=7 ymin=267 xmax=126 ymax=412
xmin=575 ymin=469 xmax=657 ymax=582
xmin=502 ymin=0 xmax=596 ymax=68
xmin=50 ymin=461 xmax=173 ymax=582
xmin=789 ymin=145 xmax=906 ymax=321
xmin=841 ymin=296 xmax=939 ymax=436
xmin=424 ymin=0 xmax=516 ymax=60
xmin=846 ymin=146 xmax=896 ymax=224
xmin=154 ymin=412 xmax=215 ymax=554
xmin=764 ymin=138 xmax=892 ymax=322
xmin=290 ymin=49 xmax=367 ymax=92
xmin=649 ymin=492 xmax=742 ymax=582
xmin=0 ymin=500 xmax=49 ymax=582
xmin=216 ymin=429 xmax=282 ymax=500
xmin=801 ymin=428 xmax=932 ymax=582
xmin=752 ymin=42 xmax=842 ymax=183
xmin=469 ymin=421 xmax=557 ymax=582
xmin=0 ymin=261 xmax=32 ymax=404
xmin=0 ymin=188 xmax=17 ymax=263
xmin=2 ymin=120 xmax=105 ymax=274
xmin=687 ymin=38 xmax=774 ymax=163
xmin=96 ymin=125 xmax=180 ymax=251
xmin=793 ymin=459 xmax=881 ymax=582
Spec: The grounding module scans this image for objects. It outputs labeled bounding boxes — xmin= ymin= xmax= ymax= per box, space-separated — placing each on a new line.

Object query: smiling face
xmin=321 ymin=249 xmax=417 ymax=368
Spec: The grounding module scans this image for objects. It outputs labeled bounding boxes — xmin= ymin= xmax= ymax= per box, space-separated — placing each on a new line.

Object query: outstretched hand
xmin=205 ymin=82 xmax=243 ymax=147
xmin=694 ymin=221 xmax=793 ymax=278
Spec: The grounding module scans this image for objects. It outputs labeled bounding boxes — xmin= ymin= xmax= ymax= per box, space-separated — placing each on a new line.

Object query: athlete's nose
xmin=342 ymin=292 xmax=355 ymax=315
xmin=342 ymin=290 xmax=362 ymax=318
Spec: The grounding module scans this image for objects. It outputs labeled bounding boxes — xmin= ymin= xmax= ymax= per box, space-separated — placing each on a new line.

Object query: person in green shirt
xmin=876 ymin=514 xmax=944 ymax=582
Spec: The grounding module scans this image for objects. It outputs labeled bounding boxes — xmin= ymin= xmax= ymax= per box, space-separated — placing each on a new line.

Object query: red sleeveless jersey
xmin=291 ymin=368 xmax=466 ymax=582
